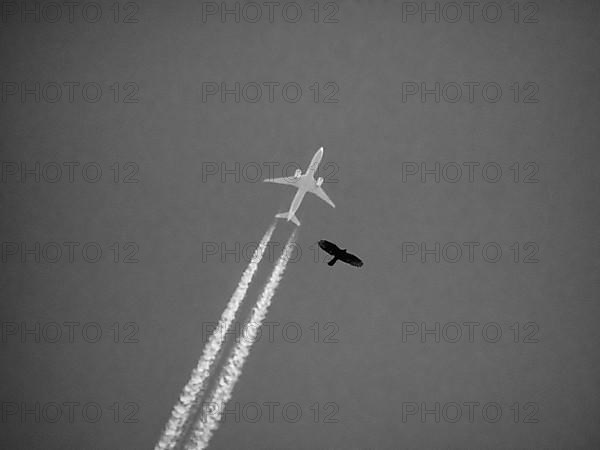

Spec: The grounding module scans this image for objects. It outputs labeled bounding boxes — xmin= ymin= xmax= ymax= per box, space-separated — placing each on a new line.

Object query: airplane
xmin=318 ymin=240 xmax=364 ymax=267
xmin=263 ymin=147 xmax=335 ymax=226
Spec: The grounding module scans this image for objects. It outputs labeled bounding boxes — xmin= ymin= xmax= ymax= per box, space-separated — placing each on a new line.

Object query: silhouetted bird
xmin=318 ymin=240 xmax=363 ymax=267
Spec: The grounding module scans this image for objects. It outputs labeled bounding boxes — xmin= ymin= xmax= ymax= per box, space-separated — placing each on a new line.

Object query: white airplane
xmin=263 ymin=147 xmax=335 ymax=226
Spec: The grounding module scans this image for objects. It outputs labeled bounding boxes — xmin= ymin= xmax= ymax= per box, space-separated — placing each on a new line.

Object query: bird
xmin=318 ymin=240 xmax=363 ymax=267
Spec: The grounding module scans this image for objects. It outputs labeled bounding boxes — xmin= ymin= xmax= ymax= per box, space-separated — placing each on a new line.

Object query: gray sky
xmin=1 ymin=1 xmax=599 ymax=449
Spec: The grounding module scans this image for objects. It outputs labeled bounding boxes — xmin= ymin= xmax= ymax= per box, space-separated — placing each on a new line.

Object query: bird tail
xmin=327 ymin=256 xmax=338 ymax=266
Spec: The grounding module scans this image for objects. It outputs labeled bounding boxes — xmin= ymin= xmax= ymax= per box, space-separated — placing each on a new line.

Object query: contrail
xmin=185 ymin=230 xmax=298 ymax=450
xmin=155 ymin=222 xmax=277 ymax=450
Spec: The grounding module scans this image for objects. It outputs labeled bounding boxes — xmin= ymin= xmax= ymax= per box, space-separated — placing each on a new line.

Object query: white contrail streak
xmin=155 ymin=222 xmax=277 ymax=450
xmin=185 ymin=230 xmax=298 ymax=450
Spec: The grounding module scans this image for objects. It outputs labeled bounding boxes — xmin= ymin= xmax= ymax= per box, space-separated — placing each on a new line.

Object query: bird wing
xmin=341 ymin=252 xmax=364 ymax=267
xmin=318 ymin=240 xmax=340 ymax=255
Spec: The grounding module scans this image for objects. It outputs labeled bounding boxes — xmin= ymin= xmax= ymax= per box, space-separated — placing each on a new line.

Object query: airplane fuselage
xmin=282 ymin=151 xmax=321 ymax=223
xmin=285 ymin=182 xmax=311 ymax=221
xmin=264 ymin=147 xmax=334 ymax=226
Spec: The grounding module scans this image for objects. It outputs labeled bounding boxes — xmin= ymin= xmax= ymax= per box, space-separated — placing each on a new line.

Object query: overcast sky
xmin=1 ymin=1 xmax=599 ymax=449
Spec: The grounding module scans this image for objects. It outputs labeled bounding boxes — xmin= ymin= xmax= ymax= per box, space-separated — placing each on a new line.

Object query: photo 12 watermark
xmin=1 ymin=241 xmax=140 ymax=263
xmin=200 ymin=240 xmax=356 ymax=265
xmin=198 ymin=400 xmax=339 ymax=424
xmin=1 ymin=161 xmax=140 ymax=184
xmin=1 ymin=81 xmax=140 ymax=103
xmin=201 ymin=160 xmax=339 ymax=184
xmin=400 ymin=241 xmax=540 ymax=263
xmin=1 ymin=321 xmax=140 ymax=344
xmin=400 ymin=161 xmax=539 ymax=184
xmin=201 ymin=81 xmax=339 ymax=103
xmin=401 ymin=321 xmax=540 ymax=344
xmin=200 ymin=1 xmax=339 ymax=24
xmin=401 ymin=401 xmax=539 ymax=424
xmin=400 ymin=2 xmax=539 ymax=24
xmin=202 ymin=320 xmax=340 ymax=344
xmin=0 ymin=1 xmax=140 ymax=24
xmin=400 ymin=81 xmax=539 ymax=104
xmin=1 ymin=401 xmax=140 ymax=423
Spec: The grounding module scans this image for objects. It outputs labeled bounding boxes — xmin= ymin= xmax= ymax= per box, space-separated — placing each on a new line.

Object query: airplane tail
xmin=275 ymin=212 xmax=300 ymax=227
xmin=327 ymin=256 xmax=338 ymax=266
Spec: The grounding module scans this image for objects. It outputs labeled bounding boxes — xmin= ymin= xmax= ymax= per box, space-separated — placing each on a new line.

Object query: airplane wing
xmin=310 ymin=186 xmax=335 ymax=208
xmin=341 ymin=252 xmax=363 ymax=267
xmin=318 ymin=240 xmax=340 ymax=255
xmin=263 ymin=177 xmax=299 ymax=186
